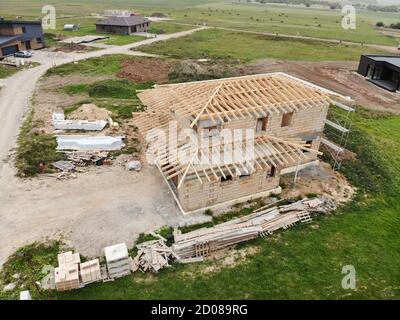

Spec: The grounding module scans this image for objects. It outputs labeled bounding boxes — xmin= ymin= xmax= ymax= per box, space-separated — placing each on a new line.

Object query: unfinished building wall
xmin=268 ymin=104 xmax=329 ymax=140
xmin=178 ymin=169 xmax=280 ymax=212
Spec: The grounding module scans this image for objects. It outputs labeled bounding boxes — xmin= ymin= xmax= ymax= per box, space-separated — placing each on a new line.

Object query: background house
xmin=0 ymin=19 xmax=45 ymax=58
xmin=95 ymin=16 xmax=151 ymax=35
xmin=358 ymin=54 xmax=400 ymax=92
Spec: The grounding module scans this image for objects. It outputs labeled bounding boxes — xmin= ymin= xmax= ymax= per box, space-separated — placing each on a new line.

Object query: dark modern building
xmin=0 ymin=19 xmax=45 ymax=58
xmin=357 ymin=54 xmax=400 ymax=92
xmin=95 ymin=16 xmax=151 ymax=35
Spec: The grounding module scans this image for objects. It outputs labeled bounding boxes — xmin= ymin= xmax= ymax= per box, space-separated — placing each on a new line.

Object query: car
xmin=14 ymin=50 xmax=33 ymax=58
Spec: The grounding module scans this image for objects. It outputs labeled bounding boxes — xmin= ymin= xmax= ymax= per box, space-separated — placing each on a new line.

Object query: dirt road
xmin=0 ymin=27 xmax=208 ymax=267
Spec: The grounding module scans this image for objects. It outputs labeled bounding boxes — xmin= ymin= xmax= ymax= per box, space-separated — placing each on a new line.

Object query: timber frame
xmin=134 ymin=73 xmax=342 ymax=213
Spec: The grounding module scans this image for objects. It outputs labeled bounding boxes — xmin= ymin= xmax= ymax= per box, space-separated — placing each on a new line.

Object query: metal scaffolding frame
xmin=322 ymin=101 xmax=355 ymax=170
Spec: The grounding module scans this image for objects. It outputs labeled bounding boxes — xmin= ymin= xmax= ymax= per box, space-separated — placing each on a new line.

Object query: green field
xmin=0 ymin=0 xmax=399 ymax=46
xmin=0 ymin=65 xmax=18 ymax=79
xmin=138 ymin=29 xmax=389 ymax=62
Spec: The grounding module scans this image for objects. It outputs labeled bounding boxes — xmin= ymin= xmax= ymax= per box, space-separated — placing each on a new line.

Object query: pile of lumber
xmin=172 ymin=198 xmax=329 ymax=260
xmin=131 ymin=239 xmax=175 ymax=273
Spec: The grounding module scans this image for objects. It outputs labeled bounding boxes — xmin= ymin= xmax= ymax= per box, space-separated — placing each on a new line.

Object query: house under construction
xmin=134 ymin=73 xmax=349 ymax=214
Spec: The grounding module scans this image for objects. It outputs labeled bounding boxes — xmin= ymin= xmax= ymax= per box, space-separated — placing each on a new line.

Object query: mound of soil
xmin=117 ymin=58 xmax=176 ymax=83
xmin=53 ymin=44 xmax=90 ymax=53
xmin=68 ymin=103 xmax=111 ymax=120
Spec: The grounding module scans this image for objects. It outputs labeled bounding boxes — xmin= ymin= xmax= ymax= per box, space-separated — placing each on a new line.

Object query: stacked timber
xmin=173 ymin=198 xmax=327 ymax=259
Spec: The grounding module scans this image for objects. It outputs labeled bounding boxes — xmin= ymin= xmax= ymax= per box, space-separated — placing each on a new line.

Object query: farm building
xmin=95 ymin=16 xmax=151 ymax=35
xmin=134 ymin=73 xmax=343 ymax=213
xmin=357 ymin=54 xmax=400 ymax=92
xmin=0 ymin=19 xmax=45 ymax=58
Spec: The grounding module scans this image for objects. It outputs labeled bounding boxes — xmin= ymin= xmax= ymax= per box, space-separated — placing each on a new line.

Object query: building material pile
xmin=54 ymin=251 xmax=81 ymax=292
xmin=131 ymin=239 xmax=174 ymax=273
xmin=52 ymin=160 xmax=76 ymax=172
xmin=52 ymin=112 xmax=107 ymax=131
xmin=172 ymin=198 xmax=329 ymax=259
xmin=53 ymin=119 xmax=108 ymax=131
xmin=64 ymin=150 xmax=109 ymax=166
xmin=80 ymin=259 xmax=102 ymax=285
xmin=56 ymin=135 xmax=125 ymax=151
xmin=104 ymin=243 xmax=132 ymax=279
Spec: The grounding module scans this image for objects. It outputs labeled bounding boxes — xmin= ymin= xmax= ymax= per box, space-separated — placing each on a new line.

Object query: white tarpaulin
xmin=56 ymin=136 xmax=125 ymax=151
xmin=53 ymin=120 xmax=108 ymax=131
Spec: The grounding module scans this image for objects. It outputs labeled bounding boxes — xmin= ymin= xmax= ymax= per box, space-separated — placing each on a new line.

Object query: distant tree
xmin=376 ymin=22 xmax=385 ymax=27
xmin=390 ymin=22 xmax=400 ymax=30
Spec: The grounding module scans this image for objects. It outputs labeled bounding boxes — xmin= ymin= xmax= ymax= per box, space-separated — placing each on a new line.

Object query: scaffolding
xmin=322 ymin=101 xmax=355 ymax=170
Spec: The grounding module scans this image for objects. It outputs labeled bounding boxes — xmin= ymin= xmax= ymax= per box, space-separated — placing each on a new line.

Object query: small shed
xmin=55 ymin=264 xmax=80 ymax=291
xmin=63 ymin=24 xmax=79 ymax=31
xmin=80 ymin=259 xmax=102 ymax=284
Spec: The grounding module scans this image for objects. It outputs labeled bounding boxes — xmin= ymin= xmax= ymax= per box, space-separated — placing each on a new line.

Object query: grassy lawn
xmin=45 ymin=54 xmax=129 ymax=76
xmin=1 ymin=1 xmax=397 ymax=46
xmin=2 ymin=107 xmax=400 ymax=299
xmin=168 ymin=2 xmax=399 ymax=46
xmin=138 ymin=29 xmax=389 ymax=62
xmin=0 ymin=65 xmax=18 ymax=79
xmin=61 ymin=79 xmax=152 ymax=121
xmin=15 ymin=111 xmax=64 ymax=177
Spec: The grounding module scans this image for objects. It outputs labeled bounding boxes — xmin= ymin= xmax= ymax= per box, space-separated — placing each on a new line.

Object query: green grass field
xmin=0 ymin=65 xmax=18 ymax=79
xmin=138 ymin=29 xmax=389 ymax=62
xmin=0 ymin=1 xmax=398 ymax=46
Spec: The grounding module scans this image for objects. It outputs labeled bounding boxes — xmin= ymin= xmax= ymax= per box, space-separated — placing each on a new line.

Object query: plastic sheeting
xmin=56 ymin=135 xmax=125 ymax=151
xmin=53 ymin=120 xmax=107 ymax=131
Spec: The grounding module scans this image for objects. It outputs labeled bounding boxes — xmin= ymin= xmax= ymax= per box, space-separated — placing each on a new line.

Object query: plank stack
xmin=172 ymin=198 xmax=328 ymax=260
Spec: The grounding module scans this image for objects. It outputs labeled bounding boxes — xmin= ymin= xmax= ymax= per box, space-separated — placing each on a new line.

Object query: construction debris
xmin=39 ymin=266 xmax=55 ymax=290
xmin=104 ymin=243 xmax=132 ymax=279
xmin=64 ymin=150 xmax=109 ymax=166
xmin=131 ymin=239 xmax=174 ymax=273
xmin=3 ymin=283 xmax=16 ymax=291
xmin=20 ymin=290 xmax=32 ymax=300
xmin=126 ymin=160 xmax=142 ymax=171
xmin=52 ymin=160 xmax=75 ymax=172
xmin=172 ymin=198 xmax=330 ymax=260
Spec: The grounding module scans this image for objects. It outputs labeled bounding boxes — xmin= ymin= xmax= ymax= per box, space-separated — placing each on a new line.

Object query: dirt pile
xmin=280 ymin=162 xmax=356 ymax=203
xmin=117 ymin=58 xmax=176 ymax=83
xmin=68 ymin=104 xmax=111 ymax=121
xmin=53 ymin=44 xmax=90 ymax=53
xmin=169 ymin=59 xmax=238 ymax=83
xmin=240 ymin=59 xmax=400 ymax=113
